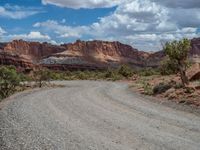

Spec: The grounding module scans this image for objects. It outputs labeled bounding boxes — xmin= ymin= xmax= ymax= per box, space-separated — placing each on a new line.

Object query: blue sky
xmin=0 ymin=0 xmax=200 ymax=51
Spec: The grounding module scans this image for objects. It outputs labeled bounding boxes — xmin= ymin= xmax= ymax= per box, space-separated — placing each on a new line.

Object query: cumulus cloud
xmin=0 ymin=4 xmax=43 ymax=19
xmin=34 ymin=20 xmax=89 ymax=38
xmin=8 ymin=31 xmax=51 ymax=41
xmin=151 ymin=0 xmax=200 ymax=9
xmin=0 ymin=27 xmax=6 ymax=36
xmin=41 ymin=0 xmax=120 ymax=9
xmin=33 ymin=0 xmax=200 ymax=50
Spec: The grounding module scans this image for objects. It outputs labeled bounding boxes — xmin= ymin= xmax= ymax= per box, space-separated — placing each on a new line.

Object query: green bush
xmin=33 ymin=68 xmax=52 ymax=87
xmin=118 ymin=65 xmax=134 ymax=77
xmin=76 ymin=71 xmax=90 ymax=80
xmin=0 ymin=66 xmax=21 ymax=99
xmin=160 ymin=58 xmax=179 ymax=75
xmin=153 ymin=82 xmax=171 ymax=95
xmin=163 ymin=39 xmax=191 ymax=87
xmin=174 ymin=83 xmax=183 ymax=89
xmin=31 ymin=66 xmax=134 ymax=83
xmin=104 ymin=69 xmax=122 ymax=81
xmin=138 ymin=68 xmax=160 ymax=76
xmin=142 ymin=82 xmax=153 ymax=95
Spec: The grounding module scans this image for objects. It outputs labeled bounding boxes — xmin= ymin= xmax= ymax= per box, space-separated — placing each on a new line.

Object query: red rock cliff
xmin=1 ymin=38 xmax=200 ymax=70
xmin=3 ymin=40 xmax=65 ymax=60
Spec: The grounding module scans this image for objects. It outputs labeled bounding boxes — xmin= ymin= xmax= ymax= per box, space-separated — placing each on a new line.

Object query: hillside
xmin=0 ymin=38 xmax=199 ymax=71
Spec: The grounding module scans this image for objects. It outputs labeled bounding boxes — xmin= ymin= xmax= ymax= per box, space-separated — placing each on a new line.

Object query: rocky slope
xmin=0 ymin=40 xmax=66 ymax=71
xmin=3 ymin=40 xmax=65 ymax=60
xmin=43 ymin=40 xmax=150 ymax=69
xmin=190 ymin=38 xmax=200 ymax=63
xmin=0 ymin=38 xmax=199 ymax=71
xmin=0 ymin=50 xmax=34 ymax=71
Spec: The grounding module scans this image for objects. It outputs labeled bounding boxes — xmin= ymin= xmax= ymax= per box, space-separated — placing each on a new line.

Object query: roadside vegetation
xmin=163 ymin=38 xmax=191 ymax=87
xmin=31 ymin=64 xmax=134 ymax=82
xmin=0 ymin=39 xmax=199 ymax=106
xmin=0 ymin=66 xmax=22 ymax=100
xmin=131 ymin=39 xmax=200 ymax=107
xmin=0 ymin=64 xmax=134 ymax=100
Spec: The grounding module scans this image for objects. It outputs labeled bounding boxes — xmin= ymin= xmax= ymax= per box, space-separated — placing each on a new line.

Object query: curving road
xmin=0 ymin=81 xmax=200 ymax=150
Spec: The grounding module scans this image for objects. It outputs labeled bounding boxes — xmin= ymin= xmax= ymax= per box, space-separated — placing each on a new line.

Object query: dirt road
xmin=0 ymin=81 xmax=200 ymax=150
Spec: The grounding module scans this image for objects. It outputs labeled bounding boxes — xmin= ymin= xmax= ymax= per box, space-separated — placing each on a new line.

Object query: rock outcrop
xmin=3 ymin=40 xmax=65 ymax=60
xmin=46 ymin=40 xmax=150 ymax=68
xmin=190 ymin=38 xmax=200 ymax=63
xmin=0 ymin=40 xmax=65 ymax=71
xmin=187 ymin=63 xmax=200 ymax=81
xmin=191 ymin=38 xmax=200 ymax=56
xmin=0 ymin=38 xmax=200 ymax=71
xmin=0 ymin=50 xmax=34 ymax=72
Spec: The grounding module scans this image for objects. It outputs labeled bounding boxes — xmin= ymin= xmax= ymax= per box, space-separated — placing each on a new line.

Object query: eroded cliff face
xmin=0 ymin=50 xmax=34 ymax=71
xmin=191 ymin=38 xmax=200 ymax=56
xmin=3 ymin=40 xmax=65 ymax=60
xmin=0 ymin=40 xmax=66 ymax=71
xmin=48 ymin=40 xmax=150 ymax=68
xmin=0 ymin=38 xmax=200 ymax=71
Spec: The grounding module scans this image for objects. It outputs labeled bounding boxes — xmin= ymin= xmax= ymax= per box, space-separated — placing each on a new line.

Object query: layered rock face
xmin=0 ymin=38 xmax=200 ymax=71
xmin=0 ymin=40 xmax=65 ymax=71
xmin=191 ymin=38 xmax=200 ymax=55
xmin=0 ymin=50 xmax=34 ymax=71
xmin=3 ymin=40 xmax=65 ymax=60
xmin=190 ymin=38 xmax=200 ymax=63
xmin=46 ymin=40 xmax=150 ymax=69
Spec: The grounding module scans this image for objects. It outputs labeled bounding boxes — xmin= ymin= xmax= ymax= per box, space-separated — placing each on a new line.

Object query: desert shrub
xmin=105 ymin=69 xmax=115 ymax=78
xmin=33 ymin=68 xmax=52 ymax=87
xmin=160 ymin=58 xmax=179 ymax=75
xmin=76 ymin=71 xmax=90 ymax=80
xmin=18 ymin=73 xmax=32 ymax=82
xmin=142 ymin=82 xmax=153 ymax=95
xmin=49 ymin=71 xmax=66 ymax=80
xmin=118 ymin=65 xmax=134 ymax=78
xmin=0 ymin=66 xmax=21 ymax=99
xmin=104 ymin=69 xmax=122 ymax=81
xmin=153 ymin=82 xmax=172 ymax=95
xmin=174 ymin=83 xmax=184 ymax=89
xmin=184 ymin=87 xmax=195 ymax=94
xmin=163 ymin=38 xmax=191 ymax=87
xmin=138 ymin=68 xmax=160 ymax=76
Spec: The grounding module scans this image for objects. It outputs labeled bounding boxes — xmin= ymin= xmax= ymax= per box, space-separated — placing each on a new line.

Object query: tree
xmin=33 ymin=68 xmax=51 ymax=88
xmin=163 ymin=38 xmax=191 ymax=87
xmin=0 ymin=66 xmax=21 ymax=99
xmin=160 ymin=57 xmax=179 ymax=75
xmin=118 ymin=65 xmax=134 ymax=78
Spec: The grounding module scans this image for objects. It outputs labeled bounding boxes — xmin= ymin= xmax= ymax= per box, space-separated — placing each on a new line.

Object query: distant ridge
xmin=0 ymin=38 xmax=199 ymax=71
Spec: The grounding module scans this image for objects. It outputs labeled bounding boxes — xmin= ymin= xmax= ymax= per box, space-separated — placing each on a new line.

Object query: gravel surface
xmin=0 ymin=81 xmax=200 ymax=150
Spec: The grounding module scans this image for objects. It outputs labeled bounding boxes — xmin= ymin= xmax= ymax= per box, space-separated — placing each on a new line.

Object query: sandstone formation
xmin=3 ymin=40 xmax=65 ymax=60
xmin=187 ymin=63 xmax=200 ymax=81
xmin=0 ymin=38 xmax=200 ymax=71
xmin=0 ymin=50 xmax=34 ymax=72
xmin=190 ymin=38 xmax=200 ymax=56
xmin=190 ymin=38 xmax=200 ymax=63
xmin=46 ymin=40 xmax=150 ymax=68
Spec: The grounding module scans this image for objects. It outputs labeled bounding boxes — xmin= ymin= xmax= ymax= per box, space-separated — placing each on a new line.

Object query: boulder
xmin=164 ymin=88 xmax=176 ymax=97
xmin=186 ymin=63 xmax=200 ymax=81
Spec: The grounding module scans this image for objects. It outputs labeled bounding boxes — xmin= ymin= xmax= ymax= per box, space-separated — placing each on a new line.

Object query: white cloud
xmin=8 ymin=31 xmax=51 ymax=41
xmin=90 ymin=0 xmax=200 ymax=50
xmin=29 ymin=0 xmax=200 ymax=50
xmin=0 ymin=27 xmax=6 ymax=36
xmin=34 ymin=20 xmax=89 ymax=38
xmin=41 ymin=0 xmax=120 ymax=9
xmin=151 ymin=0 xmax=200 ymax=9
xmin=0 ymin=4 xmax=43 ymax=19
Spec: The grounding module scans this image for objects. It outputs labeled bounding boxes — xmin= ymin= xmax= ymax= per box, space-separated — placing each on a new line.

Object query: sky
xmin=0 ymin=0 xmax=200 ymax=51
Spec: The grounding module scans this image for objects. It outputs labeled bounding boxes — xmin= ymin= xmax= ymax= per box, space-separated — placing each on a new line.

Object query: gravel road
xmin=0 ymin=81 xmax=200 ymax=150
